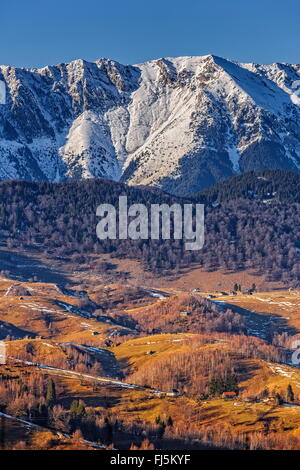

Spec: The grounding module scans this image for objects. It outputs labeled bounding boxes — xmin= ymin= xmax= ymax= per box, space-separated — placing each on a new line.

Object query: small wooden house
xmin=179 ymin=310 xmax=189 ymax=317
xmin=222 ymin=391 xmax=237 ymax=400
xmin=166 ymin=389 xmax=180 ymax=397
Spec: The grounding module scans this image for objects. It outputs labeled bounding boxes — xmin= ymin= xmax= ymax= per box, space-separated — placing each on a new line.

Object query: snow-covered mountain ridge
xmin=0 ymin=54 xmax=300 ymax=195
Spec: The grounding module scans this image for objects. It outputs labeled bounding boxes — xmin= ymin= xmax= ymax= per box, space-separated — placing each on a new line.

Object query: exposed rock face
xmin=0 ymin=55 xmax=300 ymax=195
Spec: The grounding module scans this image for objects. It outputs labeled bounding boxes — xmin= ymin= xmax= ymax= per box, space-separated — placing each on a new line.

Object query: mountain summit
xmin=0 ymin=55 xmax=300 ymax=195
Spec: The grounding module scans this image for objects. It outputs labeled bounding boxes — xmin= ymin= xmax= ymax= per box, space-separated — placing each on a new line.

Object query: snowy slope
xmin=0 ymin=55 xmax=300 ymax=194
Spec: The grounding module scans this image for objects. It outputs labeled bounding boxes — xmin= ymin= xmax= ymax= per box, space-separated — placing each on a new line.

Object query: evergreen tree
xmin=275 ymin=393 xmax=283 ymax=405
xmin=158 ymin=421 xmax=166 ymax=438
xmin=46 ymin=378 xmax=56 ymax=404
xmin=70 ymin=399 xmax=86 ymax=417
xmin=225 ymin=373 xmax=239 ymax=393
xmin=76 ymin=400 xmax=86 ymax=417
xmin=70 ymin=400 xmax=79 ymax=415
xmin=103 ymin=417 xmax=113 ymax=445
xmin=287 ymin=384 xmax=294 ymax=402
xmin=167 ymin=416 xmax=173 ymax=427
xmin=208 ymin=373 xmax=239 ymax=396
xmin=38 ymin=403 xmax=48 ymax=425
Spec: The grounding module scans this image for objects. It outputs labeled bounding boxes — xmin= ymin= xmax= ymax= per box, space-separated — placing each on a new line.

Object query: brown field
xmin=214 ymin=290 xmax=300 ymax=333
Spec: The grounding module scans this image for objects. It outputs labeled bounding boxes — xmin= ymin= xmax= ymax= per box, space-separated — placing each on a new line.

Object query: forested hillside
xmin=193 ymin=169 xmax=300 ymax=204
xmin=0 ymin=178 xmax=299 ymax=285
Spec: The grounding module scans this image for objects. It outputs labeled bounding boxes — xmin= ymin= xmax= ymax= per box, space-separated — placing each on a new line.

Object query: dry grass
xmin=2 ymin=274 xmax=300 ymax=449
xmin=215 ymin=290 xmax=300 ymax=332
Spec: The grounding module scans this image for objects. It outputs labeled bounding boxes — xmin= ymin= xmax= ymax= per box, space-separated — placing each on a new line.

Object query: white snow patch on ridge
xmin=0 ymin=55 xmax=300 ymax=193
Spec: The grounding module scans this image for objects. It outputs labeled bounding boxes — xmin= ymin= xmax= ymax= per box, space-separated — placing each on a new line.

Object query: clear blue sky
xmin=2 ymin=0 xmax=300 ymax=68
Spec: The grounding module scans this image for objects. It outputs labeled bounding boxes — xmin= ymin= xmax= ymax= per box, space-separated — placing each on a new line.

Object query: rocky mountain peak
xmin=0 ymin=55 xmax=299 ymax=194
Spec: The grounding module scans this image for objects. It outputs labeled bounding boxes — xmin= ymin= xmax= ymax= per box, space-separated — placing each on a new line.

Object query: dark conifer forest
xmin=0 ymin=170 xmax=299 ymax=284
